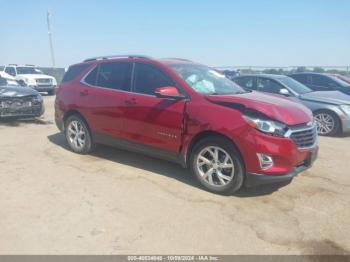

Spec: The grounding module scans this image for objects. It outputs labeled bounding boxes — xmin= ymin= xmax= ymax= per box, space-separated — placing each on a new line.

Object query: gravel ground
xmin=0 ymin=95 xmax=349 ymax=255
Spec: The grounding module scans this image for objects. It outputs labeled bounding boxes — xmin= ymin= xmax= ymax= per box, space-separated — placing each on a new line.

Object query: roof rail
xmin=83 ymin=55 xmax=151 ymax=62
xmin=162 ymin=58 xmax=193 ymax=62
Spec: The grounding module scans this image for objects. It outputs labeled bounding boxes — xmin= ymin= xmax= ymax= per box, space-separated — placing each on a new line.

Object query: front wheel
xmin=190 ymin=137 xmax=244 ymax=195
xmin=65 ymin=115 xmax=95 ymax=154
xmin=314 ymin=111 xmax=340 ymax=136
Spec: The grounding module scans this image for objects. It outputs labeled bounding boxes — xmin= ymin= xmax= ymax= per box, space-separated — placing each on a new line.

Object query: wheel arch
xmin=63 ymin=110 xmax=91 ymax=131
xmin=185 ymin=130 xmax=245 ymax=169
xmin=313 ymin=108 xmax=342 ymax=134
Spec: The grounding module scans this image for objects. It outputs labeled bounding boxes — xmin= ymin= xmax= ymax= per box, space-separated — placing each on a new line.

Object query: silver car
xmin=233 ymin=74 xmax=350 ymax=136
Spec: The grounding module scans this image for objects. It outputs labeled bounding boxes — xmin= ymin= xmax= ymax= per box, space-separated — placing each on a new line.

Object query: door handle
xmin=124 ymin=98 xmax=137 ymax=105
xmin=80 ymin=90 xmax=89 ymax=96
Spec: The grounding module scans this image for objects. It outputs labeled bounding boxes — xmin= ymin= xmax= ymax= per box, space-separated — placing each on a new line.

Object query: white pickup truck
xmin=3 ymin=64 xmax=57 ymax=95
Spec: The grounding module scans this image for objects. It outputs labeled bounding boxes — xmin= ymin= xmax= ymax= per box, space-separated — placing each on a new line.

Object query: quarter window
xmin=62 ymin=64 xmax=90 ymax=83
xmin=85 ymin=62 xmax=132 ymax=91
xmin=133 ymin=63 xmax=174 ymax=95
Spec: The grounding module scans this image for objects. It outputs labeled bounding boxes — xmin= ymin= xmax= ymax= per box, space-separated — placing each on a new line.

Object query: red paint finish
xmin=55 ymin=57 xmax=317 ymax=183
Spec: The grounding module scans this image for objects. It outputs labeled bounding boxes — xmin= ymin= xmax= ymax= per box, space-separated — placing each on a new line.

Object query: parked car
xmin=3 ymin=64 xmax=57 ymax=95
xmin=0 ymin=71 xmax=19 ymax=86
xmin=330 ymin=74 xmax=350 ymax=85
xmin=222 ymin=70 xmax=240 ymax=80
xmin=233 ymin=74 xmax=350 ymax=136
xmin=55 ymin=55 xmax=318 ymax=195
xmin=289 ymin=72 xmax=350 ymax=96
xmin=0 ymin=75 xmax=45 ymax=119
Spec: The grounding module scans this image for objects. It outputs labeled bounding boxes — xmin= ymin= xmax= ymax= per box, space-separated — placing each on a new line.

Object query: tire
xmin=190 ymin=136 xmax=244 ymax=195
xmin=314 ymin=111 xmax=341 ymax=136
xmin=47 ymin=90 xmax=55 ymax=96
xmin=65 ymin=115 xmax=95 ymax=154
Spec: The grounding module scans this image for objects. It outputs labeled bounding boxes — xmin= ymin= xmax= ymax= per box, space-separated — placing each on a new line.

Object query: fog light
xmin=257 ymin=153 xmax=274 ymax=170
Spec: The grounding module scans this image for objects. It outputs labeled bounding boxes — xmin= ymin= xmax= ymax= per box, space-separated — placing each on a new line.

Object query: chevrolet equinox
xmin=55 ymin=55 xmax=318 ymax=194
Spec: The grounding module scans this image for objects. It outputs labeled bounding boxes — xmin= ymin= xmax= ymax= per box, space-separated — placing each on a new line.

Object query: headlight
xmin=340 ymin=105 xmax=350 ymax=115
xmin=24 ymin=78 xmax=36 ymax=85
xmin=243 ymin=115 xmax=288 ymax=137
xmin=32 ymin=94 xmax=43 ymax=103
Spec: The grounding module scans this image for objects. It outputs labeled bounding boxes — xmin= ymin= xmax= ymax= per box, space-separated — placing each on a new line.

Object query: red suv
xmin=55 ymin=55 xmax=318 ymax=194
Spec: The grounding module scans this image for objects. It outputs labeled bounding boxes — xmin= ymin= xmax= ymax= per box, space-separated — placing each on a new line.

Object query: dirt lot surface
xmin=0 ymin=96 xmax=349 ymax=255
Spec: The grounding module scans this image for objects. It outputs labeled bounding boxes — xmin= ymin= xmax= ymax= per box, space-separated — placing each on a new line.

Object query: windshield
xmin=279 ymin=77 xmax=312 ymax=94
xmin=329 ymin=75 xmax=350 ymax=88
xmin=169 ymin=64 xmax=246 ymax=95
xmin=16 ymin=67 xmax=42 ymax=74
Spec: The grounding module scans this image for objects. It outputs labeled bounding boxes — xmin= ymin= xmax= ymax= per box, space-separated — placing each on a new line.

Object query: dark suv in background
xmin=290 ymin=73 xmax=350 ymax=96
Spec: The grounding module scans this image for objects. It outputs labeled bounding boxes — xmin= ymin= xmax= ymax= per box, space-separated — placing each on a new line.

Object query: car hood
xmin=17 ymin=74 xmax=54 ymax=79
xmin=300 ymin=91 xmax=350 ymax=105
xmin=206 ymin=91 xmax=312 ymax=126
xmin=0 ymin=86 xmax=39 ymax=98
xmin=0 ymin=71 xmax=16 ymax=80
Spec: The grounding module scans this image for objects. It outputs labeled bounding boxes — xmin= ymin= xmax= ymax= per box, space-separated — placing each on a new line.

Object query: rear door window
xmin=291 ymin=74 xmax=307 ymax=84
xmin=84 ymin=67 xmax=98 ymax=86
xmin=311 ymin=75 xmax=335 ymax=90
xmin=85 ymin=62 xmax=132 ymax=91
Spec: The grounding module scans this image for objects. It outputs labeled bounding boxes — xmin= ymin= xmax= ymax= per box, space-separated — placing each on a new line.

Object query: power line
xmin=47 ymin=10 xmax=56 ymax=68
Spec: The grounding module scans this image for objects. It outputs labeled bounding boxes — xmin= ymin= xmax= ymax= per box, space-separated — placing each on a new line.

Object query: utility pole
xmin=47 ymin=10 xmax=56 ymax=68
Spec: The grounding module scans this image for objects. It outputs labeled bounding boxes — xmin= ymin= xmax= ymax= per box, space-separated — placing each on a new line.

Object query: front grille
xmin=0 ymin=96 xmax=42 ymax=117
xmin=289 ymin=124 xmax=317 ymax=149
xmin=36 ymin=78 xmax=52 ymax=84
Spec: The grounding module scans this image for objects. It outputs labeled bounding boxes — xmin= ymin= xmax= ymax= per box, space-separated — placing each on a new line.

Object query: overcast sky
xmin=1 ymin=0 xmax=349 ymax=68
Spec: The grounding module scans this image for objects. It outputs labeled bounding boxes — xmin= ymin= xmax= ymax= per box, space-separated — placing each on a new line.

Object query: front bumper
xmin=245 ymin=146 xmax=318 ymax=187
xmin=341 ymin=117 xmax=350 ymax=133
xmin=29 ymin=85 xmax=56 ymax=92
xmin=0 ymin=100 xmax=45 ymax=119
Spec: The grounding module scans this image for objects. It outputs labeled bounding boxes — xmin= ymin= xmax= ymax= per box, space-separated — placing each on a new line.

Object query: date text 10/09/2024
xmin=127 ymin=256 xmax=219 ymax=261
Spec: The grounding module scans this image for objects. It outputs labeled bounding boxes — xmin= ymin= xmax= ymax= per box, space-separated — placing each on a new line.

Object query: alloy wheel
xmin=67 ymin=120 xmax=86 ymax=150
xmin=196 ymin=146 xmax=235 ymax=187
xmin=315 ymin=113 xmax=335 ymax=135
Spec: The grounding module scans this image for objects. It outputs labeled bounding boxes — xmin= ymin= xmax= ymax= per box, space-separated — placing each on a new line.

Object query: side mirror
xmin=155 ymin=86 xmax=185 ymax=99
xmin=279 ymin=88 xmax=291 ymax=96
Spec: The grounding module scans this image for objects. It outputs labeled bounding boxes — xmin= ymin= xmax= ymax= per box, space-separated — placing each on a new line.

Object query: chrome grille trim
xmin=285 ymin=123 xmax=318 ymax=149
xmin=36 ymin=78 xmax=52 ymax=84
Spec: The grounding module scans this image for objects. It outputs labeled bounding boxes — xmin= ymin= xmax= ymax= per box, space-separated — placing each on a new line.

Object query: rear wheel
xmin=65 ymin=115 xmax=95 ymax=154
xmin=314 ymin=111 xmax=340 ymax=136
xmin=190 ymin=136 xmax=244 ymax=195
